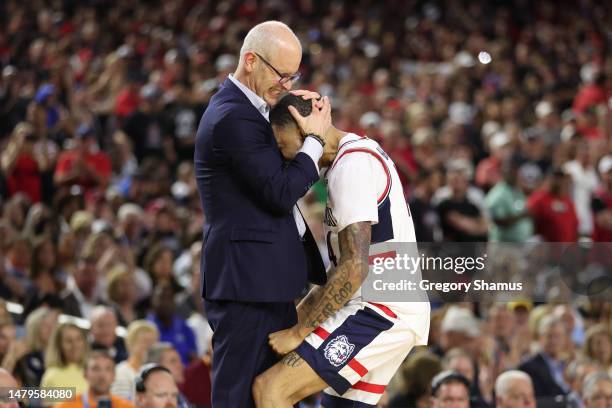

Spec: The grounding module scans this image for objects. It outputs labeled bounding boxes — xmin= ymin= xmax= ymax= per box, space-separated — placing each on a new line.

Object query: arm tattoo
xmin=296 ymin=222 xmax=371 ymax=333
xmin=282 ymin=352 xmax=304 ymax=368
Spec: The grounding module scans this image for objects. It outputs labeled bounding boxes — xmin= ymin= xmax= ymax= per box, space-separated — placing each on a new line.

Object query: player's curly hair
xmin=269 ymin=93 xmax=313 ymax=128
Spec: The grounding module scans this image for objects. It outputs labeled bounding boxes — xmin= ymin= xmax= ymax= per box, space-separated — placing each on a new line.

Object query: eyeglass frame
xmin=253 ymin=52 xmax=301 ymax=85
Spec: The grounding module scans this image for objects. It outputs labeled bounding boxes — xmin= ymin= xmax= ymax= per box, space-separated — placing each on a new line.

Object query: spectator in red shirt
xmin=54 ymin=124 xmax=112 ymax=195
xmin=573 ymin=70 xmax=608 ymax=139
xmin=180 ymin=352 xmax=212 ymax=408
xmin=1 ymin=122 xmax=49 ymax=203
xmin=527 ymin=168 xmax=579 ymax=242
xmin=114 ymin=73 xmax=142 ymax=119
xmin=591 ymin=155 xmax=612 ymax=242
xmin=475 ymin=131 xmax=513 ymax=191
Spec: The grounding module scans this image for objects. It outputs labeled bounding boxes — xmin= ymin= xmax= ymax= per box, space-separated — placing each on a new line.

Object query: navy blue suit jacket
xmin=195 ymin=79 xmax=326 ymax=302
xmin=517 ymin=353 xmax=567 ymax=398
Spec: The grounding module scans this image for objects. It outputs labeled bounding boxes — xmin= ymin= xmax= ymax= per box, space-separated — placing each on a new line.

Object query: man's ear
xmin=243 ymin=52 xmax=256 ymax=73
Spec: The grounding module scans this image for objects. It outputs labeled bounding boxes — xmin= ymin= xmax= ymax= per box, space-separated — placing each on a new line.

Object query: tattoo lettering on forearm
xmin=297 ymin=222 xmax=371 ymax=331
xmin=282 ymin=352 xmax=304 ymax=368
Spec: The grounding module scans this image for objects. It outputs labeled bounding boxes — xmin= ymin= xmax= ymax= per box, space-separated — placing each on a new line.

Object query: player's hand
xmin=268 ymin=326 xmax=306 ymax=356
xmin=288 ymin=96 xmax=331 ymax=138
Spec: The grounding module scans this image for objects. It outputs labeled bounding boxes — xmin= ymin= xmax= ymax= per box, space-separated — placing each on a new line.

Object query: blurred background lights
xmin=478 ymin=51 xmax=492 ymax=64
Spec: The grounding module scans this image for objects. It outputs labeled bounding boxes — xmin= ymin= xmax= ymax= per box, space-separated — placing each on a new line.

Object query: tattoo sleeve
xmin=295 ymin=222 xmax=371 ymax=335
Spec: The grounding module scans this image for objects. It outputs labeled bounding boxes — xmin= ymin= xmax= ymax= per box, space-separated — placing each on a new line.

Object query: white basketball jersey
xmin=322 ymin=133 xmax=430 ymax=342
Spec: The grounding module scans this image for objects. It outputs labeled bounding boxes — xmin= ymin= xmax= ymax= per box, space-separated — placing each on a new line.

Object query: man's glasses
xmin=254 ymin=52 xmax=300 ymax=85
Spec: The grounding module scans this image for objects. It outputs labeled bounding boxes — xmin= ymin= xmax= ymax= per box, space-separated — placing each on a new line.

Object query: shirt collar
xmin=540 ymin=351 xmax=562 ymax=369
xmin=228 ymin=74 xmax=270 ymax=121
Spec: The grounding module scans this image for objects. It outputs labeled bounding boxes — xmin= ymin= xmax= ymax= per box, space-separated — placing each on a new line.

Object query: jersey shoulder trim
xmin=329 ymin=146 xmax=392 ymax=205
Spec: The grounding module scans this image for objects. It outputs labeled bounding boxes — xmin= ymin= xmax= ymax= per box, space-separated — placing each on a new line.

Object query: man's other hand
xmin=268 ymin=326 xmax=306 ymax=356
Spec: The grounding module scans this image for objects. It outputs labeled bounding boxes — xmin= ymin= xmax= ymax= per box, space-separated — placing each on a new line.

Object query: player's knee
xmin=252 ymin=371 xmax=285 ymax=403
xmin=252 ymin=374 xmax=265 ymax=402
xmin=253 ymin=372 xmax=274 ymax=403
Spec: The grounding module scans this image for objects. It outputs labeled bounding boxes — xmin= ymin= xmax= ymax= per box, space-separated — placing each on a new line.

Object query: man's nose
xmin=281 ymin=80 xmax=293 ymax=91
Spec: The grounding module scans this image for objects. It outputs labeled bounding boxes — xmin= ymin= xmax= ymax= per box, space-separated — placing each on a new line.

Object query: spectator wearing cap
xmin=518 ymin=315 xmax=570 ymax=399
xmin=1 ymin=122 xmax=49 ymax=203
xmin=527 ymin=167 xmax=579 ymax=242
xmin=435 ymin=159 xmax=488 ymax=242
xmin=430 ymin=370 xmax=471 ymax=408
xmin=55 ymin=350 xmax=133 ymax=408
xmin=475 ymin=131 xmax=514 ymax=191
xmin=27 ymin=83 xmax=72 ymax=141
xmin=494 ymin=370 xmax=536 ymax=408
xmin=89 ymin=306 xmax=128 ymax=364
xmin=485 ymin=158 xmax=534 ymax=242
xmin=563 ymin=140 xmax=599 ymax=237
xmin=582 ymin=372 xmax=612 ymax=408
xmin=120 ymin=83 xmax=176 ymax=164
xmin=591 ymin=155 xmax=612 ymax=242
xmin=54 ymin=123 xmax=112 ymax=194
xmin=434 ymin=306 xmax=480 ymax=357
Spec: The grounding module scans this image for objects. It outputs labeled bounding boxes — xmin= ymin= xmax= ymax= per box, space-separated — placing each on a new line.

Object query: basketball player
xmin=252 ymin=94 xmax=430 ymax=407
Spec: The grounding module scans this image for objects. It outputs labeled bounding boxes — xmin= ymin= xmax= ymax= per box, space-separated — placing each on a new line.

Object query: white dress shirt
xmin=228 ymin=74 xmax=321 ymax=238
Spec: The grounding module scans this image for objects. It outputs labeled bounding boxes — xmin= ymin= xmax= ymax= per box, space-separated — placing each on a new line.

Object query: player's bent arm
xmin=294 ymin=221 xmax=371 ymax=337
xmin=268 ymin=222 xmax=371 ymax=355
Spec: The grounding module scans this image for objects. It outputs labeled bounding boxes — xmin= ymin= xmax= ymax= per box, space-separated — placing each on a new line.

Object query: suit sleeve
xmin=214 ymin=115 xmax=319 ymax=214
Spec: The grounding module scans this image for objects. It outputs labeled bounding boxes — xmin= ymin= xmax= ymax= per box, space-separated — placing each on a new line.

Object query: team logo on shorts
xmin=323 ymin=335 xmax=355 ymax=367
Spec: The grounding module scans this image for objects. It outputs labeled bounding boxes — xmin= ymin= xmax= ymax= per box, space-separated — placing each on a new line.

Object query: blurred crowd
xmin=0 ymin=0 xmax=611 ymax=407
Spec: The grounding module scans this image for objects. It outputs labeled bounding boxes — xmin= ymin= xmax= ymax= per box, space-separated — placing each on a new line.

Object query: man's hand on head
xmin=288 ymin=96 xmax=331 ymax=139
xmin=290 ymin=89 xmax=321 ymax=101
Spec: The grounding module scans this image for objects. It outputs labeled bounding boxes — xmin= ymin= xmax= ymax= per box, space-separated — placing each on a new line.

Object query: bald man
xmin=495 ymin=370 xmax=536 ymax=408
xmin=90 ymin=306 xmax=127 ymax=363
xmin=194 ymin=21 xmax=333 ymax=407
xmin=135 ymin=366 xmax=179 ymax=408
xmin=0 ymin=368 xmax=19 ymax=408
